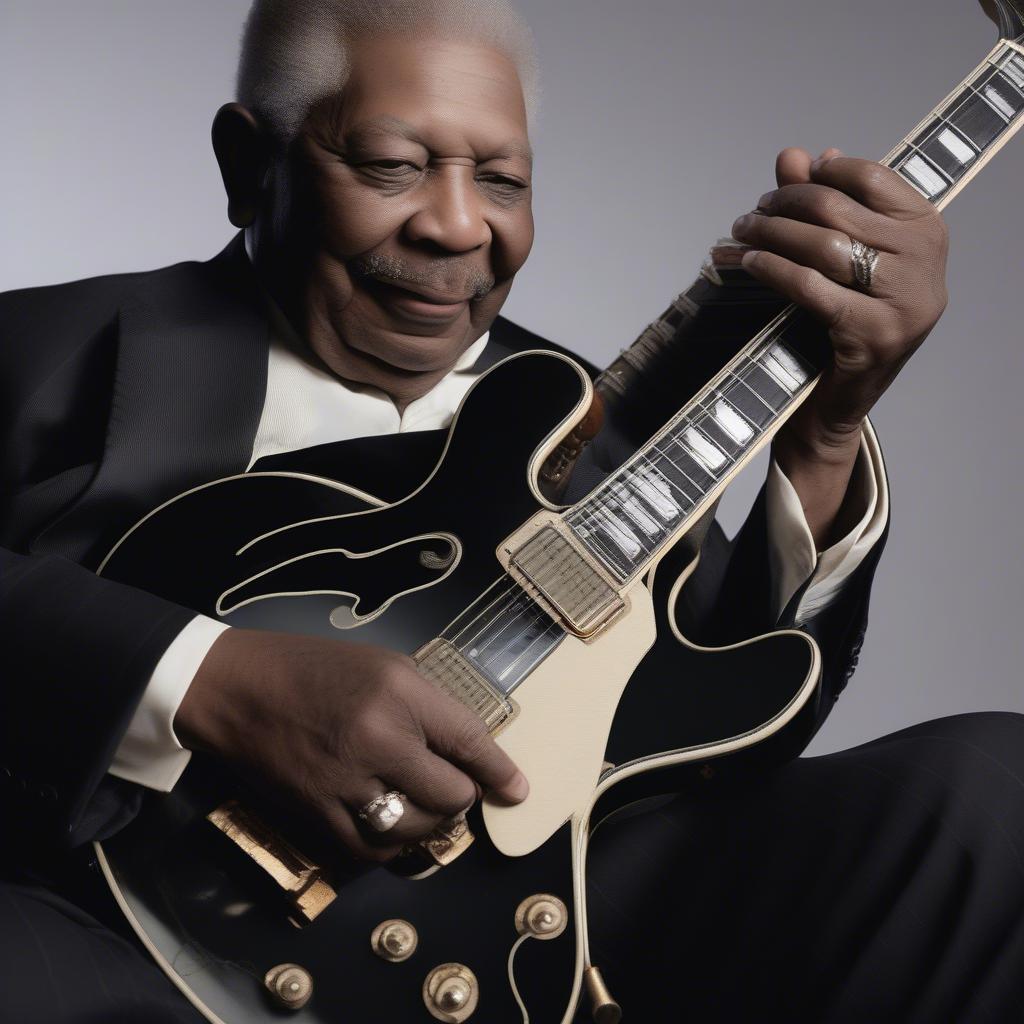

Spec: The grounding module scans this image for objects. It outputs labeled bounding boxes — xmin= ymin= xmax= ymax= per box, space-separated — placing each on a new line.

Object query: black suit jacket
xmin=0 ymin=235 xmax=887 ymax=855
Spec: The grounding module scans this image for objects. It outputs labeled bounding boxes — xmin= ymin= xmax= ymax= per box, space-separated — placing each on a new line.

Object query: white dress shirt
xmin=108 ymin=304 xmax=888 ymax=792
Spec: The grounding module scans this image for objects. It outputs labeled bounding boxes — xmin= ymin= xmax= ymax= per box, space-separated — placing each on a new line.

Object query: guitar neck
xmin=411 ymin=32 xmax=1024 ymax=720
xmin=564 ymin=36 xmax=1024 ymax=587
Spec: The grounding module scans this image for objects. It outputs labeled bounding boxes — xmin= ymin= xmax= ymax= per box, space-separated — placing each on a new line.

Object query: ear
xmin=211 ymin=102 xmax=274 ymax=228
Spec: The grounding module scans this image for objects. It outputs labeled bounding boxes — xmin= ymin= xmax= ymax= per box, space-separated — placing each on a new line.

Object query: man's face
xmin=267 ymin=34 xmax=534 ymax=390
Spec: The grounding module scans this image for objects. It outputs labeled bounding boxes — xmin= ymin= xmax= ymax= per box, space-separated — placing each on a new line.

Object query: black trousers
xmin=3 ymin=712 xmax=1022 ymax=1023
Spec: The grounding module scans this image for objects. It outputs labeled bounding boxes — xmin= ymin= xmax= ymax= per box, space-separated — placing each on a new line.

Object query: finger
xmin=775 ymin=146 xmax=814 ymax=187
xmin=757 ymin=183 xmax=897 ymax=250
xmin=809 ymin=154 xmax=935 ymax=220
xmin=386 ymin=747 xmax=480 ymax=817
xmin=344 ymin=778 xmax=445 ymax=845
xmin=740 ymin=248 xmax=875 ymax=330
xmin=732 ymin=212 xmax=861 ymax=287
xmin=415 ymin=689 xmax=529 ymax=804
xmin=774 ymin=147 xmax=843 ymax=189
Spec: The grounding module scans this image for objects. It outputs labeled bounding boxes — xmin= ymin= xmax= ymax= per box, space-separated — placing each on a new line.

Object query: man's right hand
xmin=174 ymin=628 xmax=529 ymax=862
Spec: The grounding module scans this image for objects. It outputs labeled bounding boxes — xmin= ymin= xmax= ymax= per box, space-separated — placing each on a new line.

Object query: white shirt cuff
xmin=766 ymin=417 xmax=888 ymax=624
xmin=108 ymin=615 xmax=230 ymax=792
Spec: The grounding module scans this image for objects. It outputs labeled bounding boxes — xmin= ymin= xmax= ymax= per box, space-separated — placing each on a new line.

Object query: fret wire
xmin=985 ymin=55 xmax=1024 ymax=99
xmin=688 ymin=386 xmax=760 ymax=440
xmin=639 ymin=446 xmax=702 ymax=505
xmin=721 ymin=363 xmax=778 ymax=415
xmin=603 ymin=484 xmax=661 ymax=545
xmin=592 ymin=498 xmax=650 ymax=558
xmin=634 ymin=454 xmax=692 ymax=512
xmin=687 ymin=408 xmax=739 ymax=461
xmin=965 ymin=80 xmax=1012 ymax=123
xmin=903 ymin=139 xmax=955 ymax=184
xmin=575 ymin=503 xmax=632 ymax=570
xmin=886 ymin=42 xmax=1020 ymax=177
xmin=608 ymin=478 xmax=666 ymax=540
xmin=668 ymin=430 xmax=723 ymax=481
xmin=650 ymin=439 xmax=709 ymax=497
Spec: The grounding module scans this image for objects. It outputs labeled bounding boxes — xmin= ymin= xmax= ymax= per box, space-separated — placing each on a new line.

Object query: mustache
xmin=351 ymin=253 xmax=494 ymax=301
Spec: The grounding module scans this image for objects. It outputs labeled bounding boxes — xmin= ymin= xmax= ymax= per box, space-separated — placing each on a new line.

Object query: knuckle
xmin=810 ymin=188 xmax=841 ymax=222
xmin=439 ymin=776 xmax=477 ymax=813
xmin=793 ymin=266 xmax=823 ymax=306
xmin=860 ymin=163 xmax=891 ymax=195
xmin=825 ymin=231 xmax=850 ymax=264
xmin=450 ymin=718 xmax=490 ymax=765
xmin=833 ymin=344 xmax=875 ymax=375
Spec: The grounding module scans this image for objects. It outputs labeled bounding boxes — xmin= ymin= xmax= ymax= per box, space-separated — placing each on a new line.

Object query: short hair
xmin=236 ymin=0 xmax=540 ymax=145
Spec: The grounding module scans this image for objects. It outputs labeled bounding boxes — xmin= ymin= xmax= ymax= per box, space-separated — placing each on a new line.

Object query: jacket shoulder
xmin=1 ymin=258 xmax=202 ymax=344
xmin=0 ymin=247 xmax=237 ymax=390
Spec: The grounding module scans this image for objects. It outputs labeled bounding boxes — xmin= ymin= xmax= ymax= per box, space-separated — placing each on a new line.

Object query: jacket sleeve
xmin=0 ymin=278 xmax=198 ymax=853
xmin=673 ymin=479 xmax=889 ymax=741
xmin=0 ymin=546 xmax=195 ymax=852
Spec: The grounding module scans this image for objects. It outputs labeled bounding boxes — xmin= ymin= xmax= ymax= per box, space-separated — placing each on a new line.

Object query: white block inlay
xmin=634 ymin=467 xmax=682 ymax=521
xmin=714 ymin=399 xmax=754 ymax=443
xmin=902 ymin=154 xmax=946 ymax=197
xmin=937 ymin=128 xmax=975 ymax=164
xmin=984 ymin=85 xmax=1014 ymax=120
xmin=761 ymin=344 xmax=806 ymax=392
xmin=597 ymin=507 xmax=643 ymax=558
xmin=612 ymin=481 xmax=661 ymax=536
xmin=684 ymin=427 xmax=726 ymax=471
xmin=1003 ymin=53 xmax=1024 ymax=90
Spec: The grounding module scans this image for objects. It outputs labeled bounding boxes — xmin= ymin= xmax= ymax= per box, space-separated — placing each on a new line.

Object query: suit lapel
xmin=34 ymin=235 xmax=270 ymax=567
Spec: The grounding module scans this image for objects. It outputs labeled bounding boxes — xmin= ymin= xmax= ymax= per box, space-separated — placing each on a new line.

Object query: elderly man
xmin=1 ymin=1 xmax=1021 ymax=1021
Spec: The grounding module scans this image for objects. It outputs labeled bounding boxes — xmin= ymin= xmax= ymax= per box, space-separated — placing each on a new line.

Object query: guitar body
xmin=97 ymin=350 xmax=820 ymax=1022
xmin=96 ymin=352 xmax=815 ymax=1024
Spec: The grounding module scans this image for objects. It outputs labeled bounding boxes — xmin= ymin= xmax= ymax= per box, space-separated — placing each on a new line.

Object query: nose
xmin=404 ymin=166 xmax=491 ymax=253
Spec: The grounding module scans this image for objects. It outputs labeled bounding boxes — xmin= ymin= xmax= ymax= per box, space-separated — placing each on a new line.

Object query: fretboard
xmin=565 ymin=37 xmax=1024 ymax=586
xmin=886 ymin=41 xmax=1024 ymax=208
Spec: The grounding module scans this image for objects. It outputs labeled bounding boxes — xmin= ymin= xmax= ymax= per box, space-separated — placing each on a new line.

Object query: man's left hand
xmin=730 ymin=146 xmax=949 ymax=545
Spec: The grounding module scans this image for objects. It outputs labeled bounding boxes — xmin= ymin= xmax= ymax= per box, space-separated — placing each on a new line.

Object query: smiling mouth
xmin=363 ymin=275 xmax=475 ymax=323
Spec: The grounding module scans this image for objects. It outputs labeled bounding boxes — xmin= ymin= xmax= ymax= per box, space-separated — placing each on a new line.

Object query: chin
xmin=345 ymin=320 xmax=472 ymax=375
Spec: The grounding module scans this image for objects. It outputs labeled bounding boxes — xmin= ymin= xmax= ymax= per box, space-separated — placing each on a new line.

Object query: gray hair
xmin=236 ymin=0 xmax=540 ymax=145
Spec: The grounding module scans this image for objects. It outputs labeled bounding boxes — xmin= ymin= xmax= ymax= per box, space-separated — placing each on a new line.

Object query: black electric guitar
xmin=96 ymin=7 xmax=1024 ymax=1022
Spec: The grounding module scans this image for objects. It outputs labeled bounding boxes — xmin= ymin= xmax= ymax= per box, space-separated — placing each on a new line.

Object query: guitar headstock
xmin=980 ymin=0 xmax=1024 ymax=41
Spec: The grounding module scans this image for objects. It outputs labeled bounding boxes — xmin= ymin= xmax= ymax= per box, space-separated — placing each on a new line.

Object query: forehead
xmin=335 ymin=34 xmax=531 ymax=158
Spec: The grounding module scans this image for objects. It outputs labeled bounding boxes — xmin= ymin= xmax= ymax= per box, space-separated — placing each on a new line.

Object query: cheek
xmin=313 ymin=177 xmax=410 ymax=257
xmin=492 ymin=206 xmax=535 ymax=278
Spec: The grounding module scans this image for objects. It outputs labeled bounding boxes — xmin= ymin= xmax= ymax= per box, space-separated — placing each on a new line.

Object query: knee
xmin=900 ymin=711 xmax=1024 ymax=776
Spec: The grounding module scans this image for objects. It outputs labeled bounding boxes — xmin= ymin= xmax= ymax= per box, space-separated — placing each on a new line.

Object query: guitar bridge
xmin=207 ymin=801 xmax=337 ymax=927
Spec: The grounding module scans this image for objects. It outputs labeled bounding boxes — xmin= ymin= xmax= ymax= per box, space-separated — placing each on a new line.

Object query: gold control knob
xmin=515 ymin=893 xmax=568 ymax=940
xmin=371 ymin=918 xmax=418 ymax=962
xmin=264 ymin=963 xmax=313 ymax=1010
xmin=422 ymin=962 xmax=479 ymax=1022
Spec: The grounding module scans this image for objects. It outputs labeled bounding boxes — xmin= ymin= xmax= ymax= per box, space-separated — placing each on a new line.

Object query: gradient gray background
xmin=2 ymin=0 xmax=1021 ymax=755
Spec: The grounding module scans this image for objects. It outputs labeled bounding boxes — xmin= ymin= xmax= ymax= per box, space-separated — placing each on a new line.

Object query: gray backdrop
xmin=2 ymin=0 xmax=1021 ymax=755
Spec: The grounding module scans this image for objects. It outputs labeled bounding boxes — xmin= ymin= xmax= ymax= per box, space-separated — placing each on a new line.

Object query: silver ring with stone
xmin=850 ymin=238 xmax=880 ymax=290
xmin=358 ymin=790 xmax=406 ymax=832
